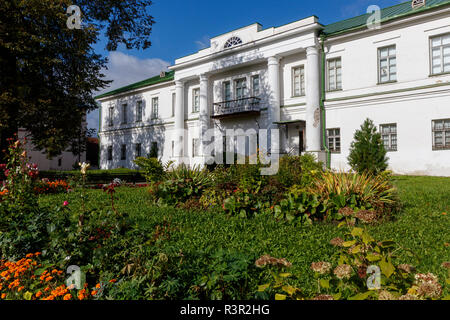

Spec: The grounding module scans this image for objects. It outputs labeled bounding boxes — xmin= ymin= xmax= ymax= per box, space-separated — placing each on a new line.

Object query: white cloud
xmin=88 ymin=52 xmax=171 ymax=133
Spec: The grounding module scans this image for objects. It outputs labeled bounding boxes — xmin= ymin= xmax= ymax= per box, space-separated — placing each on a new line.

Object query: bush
xmin=133 ymin=157 xmax=165 ymax=183
xmin=277 ymin=154 xmax=324 ymax=188
xmin=152 ymin=165 xmax=212 ymax=206
xmin=311 ymin=171 xmax=400 ymax=221
xmin=348 ymin=118 xmax=389 ymax=175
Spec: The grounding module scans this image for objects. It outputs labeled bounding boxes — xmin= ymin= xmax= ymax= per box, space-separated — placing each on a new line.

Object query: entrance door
xmin=299 ymin=130 xmax=305 ymax=154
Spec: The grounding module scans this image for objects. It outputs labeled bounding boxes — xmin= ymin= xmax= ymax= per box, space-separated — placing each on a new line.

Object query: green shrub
xmin=153 ymin=165 xmax=212 ymax=206
xmin=311 ymin=171 xmax=400 ymax=221
xmin=133 ymin=157 xmax=165 ymax=183
xmin=277 ymin=154 xmax=324 ymax=188
xmin=348 ymin=118 xmax=389 ymax=175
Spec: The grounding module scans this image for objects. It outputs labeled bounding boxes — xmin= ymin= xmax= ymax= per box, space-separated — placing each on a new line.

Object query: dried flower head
xmin=378 ymin=290 xmax=396 ymax=300
xmin=313 ymin=295 xmax=334 ymax=300
xmin=338 ymin=207 xmax=354 ymax=217
xmin=441 ymin=262 xmax=450 ymax=269
xmin=355 ymin=210 xmax=379 ymax=224
xmin=330 ymin=237 xmax=344 ymax=247
xmin=398 ymin=264 xmax=416 ymax=274
xmin=255 ymin=255 xmax=292 ymax=268
xmin=414 ymin=273 xmax=442 ymax=299
xmin=310 ymin=262 xmax=332 ymax=274
xmin=333 ymin=265 xmax=352 ymax=280
xmin=398 ymin=294 xmax=419 ymax=300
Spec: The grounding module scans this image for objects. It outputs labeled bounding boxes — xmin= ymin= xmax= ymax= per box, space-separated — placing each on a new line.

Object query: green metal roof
xmin=95 ymin=70 xmax=174 ymax=100
xmin=323 ymin=0 xmax=450 ymax=35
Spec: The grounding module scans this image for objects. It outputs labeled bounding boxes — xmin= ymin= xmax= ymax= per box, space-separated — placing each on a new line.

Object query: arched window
xmin=224 ymin=36 xmax=243 ymax=49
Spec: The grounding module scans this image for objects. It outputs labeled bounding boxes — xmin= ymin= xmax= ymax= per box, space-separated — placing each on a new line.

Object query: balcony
xmin=212 ymin=97 xmax=261 ymax=119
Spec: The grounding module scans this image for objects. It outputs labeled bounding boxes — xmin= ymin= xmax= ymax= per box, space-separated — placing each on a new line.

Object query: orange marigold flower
xmin=95 ymin=283 xmax=101 ymax=289
xmin=109 ymin=279 xmax=117 ymax=284
xmin=1 ymin=293 xmax=6 ymax=299
xmin=36 ymin=291 xmax=42 ymax=298
xmin=26 ymin=253 xmax=33 ymax=258
xmin=45 ymin=276 xmax=53 ymax=282
xmin=63 ymin=294 xmax=72 ymax=300
xmin=91 ymin=290 xmax=98 ymax=296
xmin=44 ymin=287 xmax=50 ymax=292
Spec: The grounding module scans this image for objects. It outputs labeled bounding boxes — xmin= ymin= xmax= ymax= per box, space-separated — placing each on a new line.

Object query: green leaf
xmin=367 ymin=254 xmax=382 ymax=262
xmin=379 ymin=258 xmax=395 ymax=278
xmin=24 ymin=291 xmax=33 ymax=300
xmin=343 ymin=240 xmax=357 ymax=247
xmin=351 ymin=228 xmax=363 ymax=237
xmin=275 ymin=293 xmax=287 ymax=300
xmin=258 ymin=284 xmax=270 ymax=292
xmin=349 ymin=291 xmax=373 ymax=300
xmin=319 ymin=279 xmax=330 ymax=289
xmin=282 ymin=285 xmax=296 ymax=296
xmin=351 ymin=245 xmax=361 ymax=254
xmin=279 ymin=273 xmax=292 ymax=278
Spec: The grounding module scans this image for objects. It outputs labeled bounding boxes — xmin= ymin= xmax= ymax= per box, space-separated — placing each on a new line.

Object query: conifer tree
xmin=348 ymin=118 xmax=389 ymax=175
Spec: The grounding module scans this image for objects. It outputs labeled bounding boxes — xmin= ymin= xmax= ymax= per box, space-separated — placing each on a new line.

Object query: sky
xmin=87 ymin=0 xmax=405 ymax=133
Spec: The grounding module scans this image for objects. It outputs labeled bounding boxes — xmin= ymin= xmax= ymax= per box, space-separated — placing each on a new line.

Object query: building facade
xmin=96 ymin=0 xmax=450 ymax=176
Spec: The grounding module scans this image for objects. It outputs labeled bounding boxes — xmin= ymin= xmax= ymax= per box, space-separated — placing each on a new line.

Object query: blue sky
xmin=88 ymin=0 xmax=404 ymax=132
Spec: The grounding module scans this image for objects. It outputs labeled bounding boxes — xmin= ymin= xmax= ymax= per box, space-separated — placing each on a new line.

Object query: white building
xmin=96 ymin=0 xmax=450 ymax=176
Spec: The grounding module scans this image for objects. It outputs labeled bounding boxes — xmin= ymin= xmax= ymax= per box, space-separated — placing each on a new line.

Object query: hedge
xmin=39 ymin=169 xmax=146 ymax=184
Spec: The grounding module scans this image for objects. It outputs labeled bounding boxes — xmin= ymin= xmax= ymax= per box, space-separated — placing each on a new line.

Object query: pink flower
xmin=63 ymin=201 xmax=69 ymax=207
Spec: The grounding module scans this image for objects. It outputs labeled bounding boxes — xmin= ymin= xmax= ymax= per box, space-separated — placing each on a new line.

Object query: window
xmin=430 ymin=34 xmax=450 ymax=75
xmin=327 ymin=58 xmax=342 ymax=91
xmin=235 ymin=78 xmax=247 ymax=100
xmin=224 ymin=36 xmax=242 ymax=49
xmin=327 ymin=128 xmax=341 ymax=153
xmin=192 ymin=138 xmax=200 ymax=157
xmin=432 ymin=119 xmax=450 ymax=150
xmin=292 ymin=66 xmax=305 ymax=97
xmin=121 ymin=145 xmax=126 ymax=160
xmin=121 ymin=104 xmax=128 ymax=124
xmin=107 ymin=146 xmax=113 ymax=161
xmin=252 ymin=75 xmax=260 ymax=96
xmin=150 ymin=142 xmax=158 ymax=158
xmin=136 ymin=101 xmax=143 ymax=123
xmin=135 ymin=143 xmax=142 ymax=158
xmin=108 ymin=106 xmax=114 ymax=127
xmin=58 ymin=158 xmax=62 ymax=167
xmin=380 ymin=124 xmax=398 ymax=151
xmin=151 ymin=97 xmax=159 ymax=119
xmin=193 ymin=88 xmax=200 ymax=113
xmin=223 ymin=81 xmax=231 ymax=106
xmin=378 ymin=45 xmax=397 ymax=83
xmin=172 ymin=93 xmax=176 ymax=117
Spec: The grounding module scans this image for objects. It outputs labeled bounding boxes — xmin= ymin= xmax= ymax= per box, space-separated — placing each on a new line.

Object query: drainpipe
xmin=98 ymin=104 xmax=101 ymax=169
xmin=320 ymin=34 xmax=331 ymax=169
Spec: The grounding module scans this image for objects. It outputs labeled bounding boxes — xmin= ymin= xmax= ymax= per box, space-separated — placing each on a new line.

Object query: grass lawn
xmin=39 ymin=175 xmax=450 ymax=296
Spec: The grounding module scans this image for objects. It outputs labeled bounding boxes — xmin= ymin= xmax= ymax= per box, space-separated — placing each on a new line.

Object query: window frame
xmin=377 ymin=45 xmax=397 ymax=84
xmin=327 ymin=57 xmax=342 ymax=92
xmin=432 ymin=118 xmax=450 ymax=150
xmin=234 ymin=78 xmax=247 ymax=100
xmin=429 ymin=33 xmax=450 ymax=76
xmin=192 ymin=88 xmax=200 ymax=113
xmin=151 ymin=97 xmax=159 ymax=120
xmin=380 ymin=123 xmax=398 ymax=152
xmin=327 ymin=128 xmax=341 ymax=153
xmin=108 ymin=106 xmax=114 ymax=127
xmin=121 ymin=144 xmax=127 ymax=161
xmin=292 ymin=65 xmax=305 ymax=97
xmin=252 ymin=75 xmax=260 ymax=97
xmin=107 ymin=146 xmax=113 ymax=161
xmin=135 ymin=143 xmax=142 ymax=158
xmin=172 ymin=92 xmax=176 ymax=117
xmin=136 ymin=101 xmax=143 ymax=123
xmin=121 ymin=103 xmax=128 ymax=124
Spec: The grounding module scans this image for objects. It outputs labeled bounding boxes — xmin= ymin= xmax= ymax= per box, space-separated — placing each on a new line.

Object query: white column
xmin=306 ymin=46 xmax=322 ymax=153
xmin=199 ymin=74 xmax=209 ymax=164
xmin=174 ymin=80 xmax=185 ymax=164
xmin=267 ymin=56 xmax=281 ymax=154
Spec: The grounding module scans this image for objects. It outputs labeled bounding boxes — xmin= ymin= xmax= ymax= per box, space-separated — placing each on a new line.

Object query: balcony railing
xmin=212 ymin=97 xmax=261 ymax=119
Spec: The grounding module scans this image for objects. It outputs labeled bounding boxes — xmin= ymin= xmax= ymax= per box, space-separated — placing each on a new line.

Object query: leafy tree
xmin=348 ymin=118 xmax=389 ymax=175
xmin=0 ymin=0 xmax=155 ymax=159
